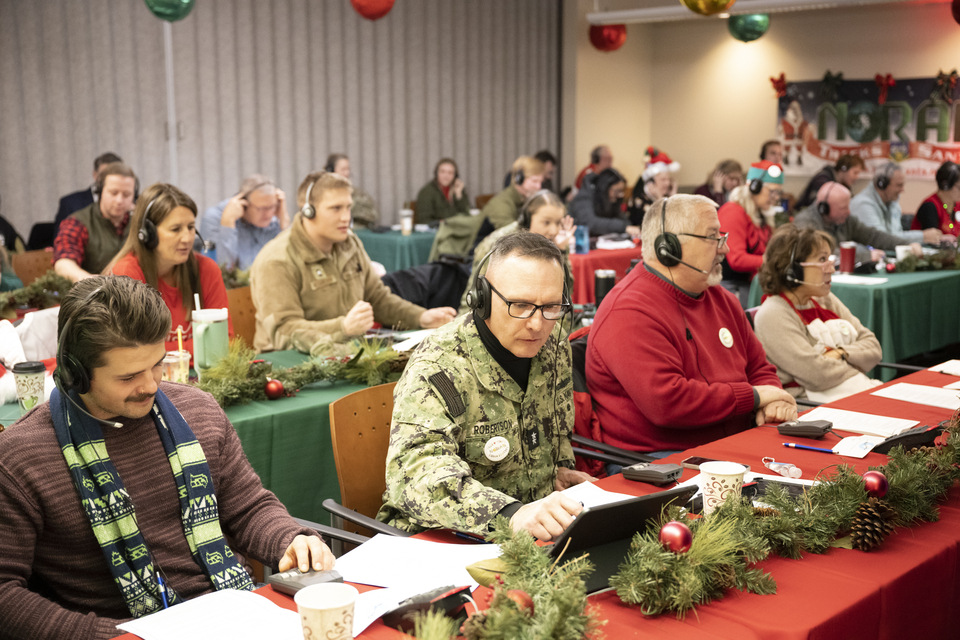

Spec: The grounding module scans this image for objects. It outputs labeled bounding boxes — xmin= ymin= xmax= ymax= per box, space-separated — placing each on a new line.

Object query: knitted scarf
xmin=50 ymin=387 xmax=253 ymax=618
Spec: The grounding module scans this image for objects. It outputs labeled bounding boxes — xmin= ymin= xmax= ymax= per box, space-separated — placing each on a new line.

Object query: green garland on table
xmin=219 ymin=265 xmax=250 ymax=289
xmin=889 ymin=249 xmax=960 ymax=273
xmin=0 ymin=271 xmax=73 ymax=319
xmin=411 ymin=518 xmax=603 ymax=640
xmin=193 ymin=338 xmax=408 ymax=408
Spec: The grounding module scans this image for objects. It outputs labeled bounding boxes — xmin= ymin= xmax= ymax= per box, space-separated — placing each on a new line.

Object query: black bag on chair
xmin=381 ymin=260 xmax=471 ymax=310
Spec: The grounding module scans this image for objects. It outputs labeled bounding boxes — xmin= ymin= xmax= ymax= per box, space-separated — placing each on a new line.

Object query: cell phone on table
xmin=681 ymin=455 xmax=717 ymax=470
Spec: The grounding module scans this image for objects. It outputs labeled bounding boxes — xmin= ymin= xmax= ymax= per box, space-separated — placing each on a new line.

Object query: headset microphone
xmin=658 ymin=246 xmax=710 ymax=274
xmin=61 ymin=389 xmax=125 ymax=429
xmin=195 ymin=231 xmax=216 ymax=252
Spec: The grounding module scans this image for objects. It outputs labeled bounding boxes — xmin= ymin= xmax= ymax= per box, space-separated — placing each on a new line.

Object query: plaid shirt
xmin=53 ymin=213 xmax=130 ymax=265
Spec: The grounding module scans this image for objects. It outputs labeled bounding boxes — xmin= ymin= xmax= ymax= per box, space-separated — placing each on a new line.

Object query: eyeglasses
xmin=679 ymin=232 xmax=729 ymax=250
xmin=799 ymin=260 xmax=835 ymax=272
xmin=488 ymin=282 xmax=570 ymax=320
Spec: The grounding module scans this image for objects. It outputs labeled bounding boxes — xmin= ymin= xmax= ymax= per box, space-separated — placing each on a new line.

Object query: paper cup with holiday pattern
xmin=12 ymin=361 xmax=46 ymax=417
xmin=295 ymin=582 xmax=358 ymax=640
xmin=700 ymin=461 xmax=747 ymax=515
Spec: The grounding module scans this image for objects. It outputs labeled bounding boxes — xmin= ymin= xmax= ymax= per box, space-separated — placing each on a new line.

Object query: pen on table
xmin=155 ymin=570 xmax=170 ymax=609
xmin=452 ymin=531 xmax=491 ymax=544
xmin=783 ymin=442 xmax=838 ymax=454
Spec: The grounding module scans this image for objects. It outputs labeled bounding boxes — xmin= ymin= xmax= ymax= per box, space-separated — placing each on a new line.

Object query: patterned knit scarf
xmin=50 ymin=387 xmax=253 ymax=618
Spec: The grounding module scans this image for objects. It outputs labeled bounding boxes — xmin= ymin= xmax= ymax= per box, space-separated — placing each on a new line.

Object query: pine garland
xmin=193 ymin=338 xmax=408 ymax=408
xmin=890 ymin=249 xmax=960 ymax=273
xmin=0 ymin=271 xmax=73 ymax=319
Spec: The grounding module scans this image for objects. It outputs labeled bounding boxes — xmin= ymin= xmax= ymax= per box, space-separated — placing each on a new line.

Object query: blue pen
xmin=452 ymin=531 xmax=490 ymax=544
xmin=783 ymin=442 xmax=837 ymax=454
xmin=155 ymin=570 xmax=170 ymax=609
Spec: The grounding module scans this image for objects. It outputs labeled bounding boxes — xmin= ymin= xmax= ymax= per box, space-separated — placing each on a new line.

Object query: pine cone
xmin=461 ymin=611 xmax=487 ymax=640
xmin=753 ymin=506 xmax=780 ymax=518
xmin=850 ymin=498 xmax=897 ymax=551
xmin=717 ymin=564 xmax=737 ymax=590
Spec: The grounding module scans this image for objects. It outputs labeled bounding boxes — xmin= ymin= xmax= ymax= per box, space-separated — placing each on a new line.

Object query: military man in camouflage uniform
xmin=378 ymin=232 xmax=593 ymax=541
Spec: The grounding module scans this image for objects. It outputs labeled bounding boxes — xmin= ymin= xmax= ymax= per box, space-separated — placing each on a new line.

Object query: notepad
xmin=871 ymin=383 xmax=960 ymax=411
xmin=829 ymin=274 xmax=888 ymax=285
xmin=798 ymin=406 xmax=918 ymax=438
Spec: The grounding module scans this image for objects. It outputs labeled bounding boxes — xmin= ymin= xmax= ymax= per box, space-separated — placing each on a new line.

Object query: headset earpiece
xmin=514 ymin=168 xmax=525 ymax=186
xmin=301 ymin=177 xmax=318 ymax=219
xmin=137 ymin=198 xmax=159 ymax=250
xmin=466 ymin=250 xmax=494 ymax=320
xmin=875 ymin=173 xmax=890 ymax=191
xmin=654 ymin=198 xmax=682 ymax=267
xmin=55 ymin=287 xmax=104 ymax=395
xmin=783 ymin=237 xmax=804 ymax=289
xmin=324 ymin=159 xmax=335 ymax=173
xmin=590 ymin=148 xmax=601 ymax=165
xmin=817 ymin=182 xmax=836 ymax=217
xmin=749 ymin=178 xmax=764 ymax=195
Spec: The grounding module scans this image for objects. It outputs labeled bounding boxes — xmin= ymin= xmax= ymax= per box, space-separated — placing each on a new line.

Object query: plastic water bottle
xmin=574 ymin=225 xmax=590 ymax=255
xmin=762 ymin=457 xmax=802 ymax=479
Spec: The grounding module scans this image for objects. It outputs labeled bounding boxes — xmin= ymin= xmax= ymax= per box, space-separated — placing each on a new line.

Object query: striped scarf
xmin=50 ymin=387 xmax=253 ymax=618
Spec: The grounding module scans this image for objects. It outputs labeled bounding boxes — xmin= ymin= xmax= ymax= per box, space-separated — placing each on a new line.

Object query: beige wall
xmin=562 ymin=0 xmax=653 ymax=188
xmin=568 ymin=2 xmax=960 ymax=212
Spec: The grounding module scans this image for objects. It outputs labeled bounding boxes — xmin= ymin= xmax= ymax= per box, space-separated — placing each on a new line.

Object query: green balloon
xmin=728 ymin=14 xmax=770 ymax=43
xmin=144 ymin=0 xmax=195 ymax=22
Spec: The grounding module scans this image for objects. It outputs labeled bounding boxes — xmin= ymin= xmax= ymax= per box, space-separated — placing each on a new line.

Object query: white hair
xmin=641 ymin=195 xmax=718 ymax=264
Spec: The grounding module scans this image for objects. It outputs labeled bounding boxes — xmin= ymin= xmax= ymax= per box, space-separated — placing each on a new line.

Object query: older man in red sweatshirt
xmin=586 ymin=194 xmax=796 ymax=465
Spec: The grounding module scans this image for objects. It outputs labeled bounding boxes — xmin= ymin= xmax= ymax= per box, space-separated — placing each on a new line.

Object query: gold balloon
xmin=679 ymin=0 xmax=737 ymax=17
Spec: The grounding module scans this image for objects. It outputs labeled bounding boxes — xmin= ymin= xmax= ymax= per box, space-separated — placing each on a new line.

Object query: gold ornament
xmin=679 ymin=0 xmax=737 ymax=17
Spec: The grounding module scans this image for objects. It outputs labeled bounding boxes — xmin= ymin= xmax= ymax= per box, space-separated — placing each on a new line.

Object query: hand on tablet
xmin=509 ymin=492 xmax=582 ymax=541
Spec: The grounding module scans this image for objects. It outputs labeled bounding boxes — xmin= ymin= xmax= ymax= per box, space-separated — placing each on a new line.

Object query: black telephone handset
xmin=872 ymin=424 xmax=944 ymax=455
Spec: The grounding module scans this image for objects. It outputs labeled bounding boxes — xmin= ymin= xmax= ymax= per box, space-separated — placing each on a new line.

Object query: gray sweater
xmin=793 ymin=204 xmax=907 ymax=264
xmin=754 ymin=293 xmax=882 ymax=395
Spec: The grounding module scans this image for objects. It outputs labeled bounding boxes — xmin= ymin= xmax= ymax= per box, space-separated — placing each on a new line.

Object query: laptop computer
xmin=546 ymin=484 xmax=698 ymax=593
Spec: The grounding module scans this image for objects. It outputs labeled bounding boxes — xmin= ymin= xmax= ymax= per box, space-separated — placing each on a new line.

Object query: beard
xmin=707 ymin=260 xmax=724 ymax=287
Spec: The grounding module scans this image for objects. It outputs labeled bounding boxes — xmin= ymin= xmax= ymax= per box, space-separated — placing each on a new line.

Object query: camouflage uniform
xmin=377 ymin=312 xmax=575 ymax=535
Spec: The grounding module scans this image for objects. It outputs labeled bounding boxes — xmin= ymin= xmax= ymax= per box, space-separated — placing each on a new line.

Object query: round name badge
xmin=718 ymin=327 xmax=734 ymax=349
xmin=484 ymin=436 xmax=510 ymax=462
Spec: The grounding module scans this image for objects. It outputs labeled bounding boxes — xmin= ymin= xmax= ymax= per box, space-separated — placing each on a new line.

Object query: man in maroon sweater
xmin=0 ymin=276 xmax=333 ymax=640
xmin=586 ymin=195 xmax=797 ymax=460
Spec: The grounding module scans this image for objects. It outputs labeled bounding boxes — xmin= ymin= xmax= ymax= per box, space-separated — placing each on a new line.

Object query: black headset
xmin=517 ymin=190 xmax=551 ymax=229
xmin=938 ymin=162 xmax=960 ymax=191
xmin=654 ymin=198 xmax=682 ymax=267
xmin=590 ymin=147 xmax=602 ymax=165
xmin=324 ymin=158 xmax=336 ymax=173
xmin=137 ymin=198 xmax=160 ymax=250
xmin=837 ymin=159 xmax=850 ymax=173
xmin=514 ymin=167 xmax=526 ymax=186
xmin=875 ymin=168 xmax=891 ymax=191
xmin=817 ymin=182 xmax=837 ymax=216
xmin=466 ymin=247 xmax=571 ymax=321
xmin=749 ymin=176 xmax=764 ymax=195
xmin=55 ymin=287 xmax=105 ymax=395
xmin=784 ymin=236 xmax=804 ymax=289
xmin=300 ymin=174 xmax=322 ymax=219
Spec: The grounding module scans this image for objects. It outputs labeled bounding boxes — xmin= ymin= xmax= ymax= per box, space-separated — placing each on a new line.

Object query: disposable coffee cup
xmin=699 ymin=461 xmax=747 ymax=515
xmin=12 ymin=361 xmax=46 ymax=416
xmin=895 ymin=245 xmax=912 ymax=262
xmin=295 ymin=583 xmax=358 ymax=640
xmin=192 ymin=308 xmax=230 ymax=380
xmin=594 ymin=269 xmax=617 ymax=307
xmin=399 ymin=209 xmax=414 ymax=236
xmin=839 ymin=241 xmax=856 ymax=274
xmin=161 ymin=350 xmax=191 ymax=384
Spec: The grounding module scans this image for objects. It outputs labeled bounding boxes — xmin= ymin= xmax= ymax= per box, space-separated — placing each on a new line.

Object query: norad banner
xmin=776 ymin=73 xmax=960 ymax=179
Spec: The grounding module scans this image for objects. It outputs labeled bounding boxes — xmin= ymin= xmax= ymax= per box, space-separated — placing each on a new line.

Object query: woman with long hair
xmin=106 ymin=183 xmax=232 ymax=359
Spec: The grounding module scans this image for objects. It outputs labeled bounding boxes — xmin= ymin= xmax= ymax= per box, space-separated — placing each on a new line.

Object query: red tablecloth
xmin=569 ymin=245 xmax=643 ymax=304
xmin=112 ymin=370 xmax=960 ymax=639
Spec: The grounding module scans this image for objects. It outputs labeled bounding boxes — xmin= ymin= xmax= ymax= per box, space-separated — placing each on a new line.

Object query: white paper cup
xmin=12 ymin=361 xmax=46 ymax=416
xmin=399 ymin=209 xmax=414 ymax=236
xmin=700 ymin=461 xmax=747 ymax=515
xmin=895 ymin=245 xmax=912 ymax=261
xmin=295 ymin=583 xmax=358 ymax=640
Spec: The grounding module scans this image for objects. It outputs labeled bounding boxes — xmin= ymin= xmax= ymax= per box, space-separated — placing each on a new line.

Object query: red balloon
xmin=351 ymin=0 xmax=395 ymax=21
xmin=952 ymin=0 xmax=960 ymax=26
xmin=265 ymin=379 xmax=285 ymax=400
xmin=659 ymin=520 xmax=693 ymax=554
xmin=863 ymin=470 xmax=889 ymax=499
xmin=589 ymin=24 xmax=627 ymax=52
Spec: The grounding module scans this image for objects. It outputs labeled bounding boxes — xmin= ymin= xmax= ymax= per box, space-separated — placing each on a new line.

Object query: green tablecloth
xmin=0 ymin=350 xmax=365 ymax=525
xmin=748 ymin=270 xmax=960 ymax=380
xmin=354 ymin=228 xmax=435 ymax=272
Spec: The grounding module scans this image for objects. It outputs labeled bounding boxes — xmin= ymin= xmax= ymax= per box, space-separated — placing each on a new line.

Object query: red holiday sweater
xmin=586 ymin=266 xmax=780 ymax=453
xmin=718 ymin=201 xmax=771 ymax=280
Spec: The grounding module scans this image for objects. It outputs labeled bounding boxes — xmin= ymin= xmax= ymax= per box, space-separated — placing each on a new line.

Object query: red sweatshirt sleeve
xmin=718 ymin=203 xmax=764 ymax=276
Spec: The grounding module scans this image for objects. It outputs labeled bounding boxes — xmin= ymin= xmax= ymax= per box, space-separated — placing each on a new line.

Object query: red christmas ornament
xmin=952 ymin=0 xmax=960 ymax=26
xmin=885 ymin=263 xmax=896 ymax=273
xmin=265 ymin=379 xmax=285 ymax=400
xmin=589 ymin=24 xmax=627 ymax=52
xmin=863 ymin=470 xmax=889 ymax=499
xmin=770 ymin=73 xmax=787 ymax=98
xmin=350 ymin=0 xmax=395 ymax=21
xmin=659 ymin=520 xmax=693 ymax=554
xmin=504 ymin=589 xmax=534 ymax=616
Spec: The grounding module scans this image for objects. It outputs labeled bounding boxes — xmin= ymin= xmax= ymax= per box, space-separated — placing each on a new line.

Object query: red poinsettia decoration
xmin=770 ymin=73 xmax=787 ymax=98
xmin=875 ymin=74 xmax=895 ymax=105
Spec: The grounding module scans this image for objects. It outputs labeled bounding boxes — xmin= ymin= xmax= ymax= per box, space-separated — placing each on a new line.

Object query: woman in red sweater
xmin=911 ymin=161 xmax=960 ymax=238
xmin=717 ymin=161 xmax=783 ymax=307
xmin=106 ymin=183 xmax=232 ymax=360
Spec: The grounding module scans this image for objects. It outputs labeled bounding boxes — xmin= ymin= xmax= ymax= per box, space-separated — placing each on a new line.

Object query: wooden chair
xmin=324 ymin=382 xmax=409 ymax=546
xmin=475 ymin=193 xmax=496 ymax=210
xmin=11 ymin=249 xmax=54 ymax=286
xmin=226 ymin=286 xmax=256 ymax=348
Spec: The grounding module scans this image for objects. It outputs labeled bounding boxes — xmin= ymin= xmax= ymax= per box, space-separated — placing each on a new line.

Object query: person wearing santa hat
xmin=628 ymin=147 xmax=679 ymax=227
xmin=717 ymin=161 xmax=783 ymax=308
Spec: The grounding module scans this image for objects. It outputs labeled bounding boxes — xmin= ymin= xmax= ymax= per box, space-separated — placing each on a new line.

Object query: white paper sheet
xmin=829 ymin=274 xmax=888 ymax=285
xmin=352 ymin=585 xmax=428 ymax=636
xmin=332 ymin=534 xmax=501 ymax=590
xmin=798 ymin=406 xmax=918 ymax=438
xmin=871 ymin=382 xmax=960 ymax=411
xmin=930 ymin=360 xmax=960 ymax=376
xmin=559 ymin=481 xmax=637 ymax=509
xmin=116 ymin=589 xmax=301 ymax=640
xmin=832 ymin=435 xmax=885 ymax=458
xmin=391 ymin=329 xmax=435 ymax=352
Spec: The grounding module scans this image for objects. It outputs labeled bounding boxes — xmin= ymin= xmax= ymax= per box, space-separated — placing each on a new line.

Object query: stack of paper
xmin=798 ymin=406 xmax=918 ymax=438
xmin=871 ymin=383 xmax=960 ymax=411
xmin=829 ymin=274 xmax=888 ymax=285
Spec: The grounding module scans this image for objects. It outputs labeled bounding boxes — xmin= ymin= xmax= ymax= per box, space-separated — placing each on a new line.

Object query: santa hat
xmin=642 ymin=146 xmax=680 ymax=183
